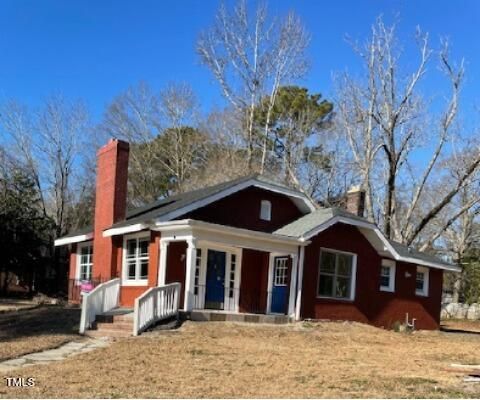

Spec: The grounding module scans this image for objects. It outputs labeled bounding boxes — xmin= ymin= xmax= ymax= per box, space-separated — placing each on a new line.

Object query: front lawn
xmin=2 ymin=320 xmax=480 ymax=398
xmin=0 ymin=305 xmax=81 ymax=361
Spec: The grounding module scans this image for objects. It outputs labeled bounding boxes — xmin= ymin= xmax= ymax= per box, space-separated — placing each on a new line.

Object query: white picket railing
xmin=133 ymin=282 xmax=181 ymax=336
xmin=79 ymin=278 xmax=120 ymax=334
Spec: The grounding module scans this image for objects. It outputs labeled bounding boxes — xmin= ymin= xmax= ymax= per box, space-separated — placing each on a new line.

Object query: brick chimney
xmin=346 ymin=185 xmax=365 ymax=217
xmin=92 ymin=139 xmax=130 ymax=280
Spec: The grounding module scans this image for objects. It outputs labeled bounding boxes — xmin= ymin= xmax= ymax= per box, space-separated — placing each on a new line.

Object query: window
xmin=318 ymin=250 xmax=356 ymax=300
xmin=274 ymin=257 xmax=288 ymax=286
xmin=194 ymin=249 xmax=202 ymax=296
xmin=124 ymin=235 xmax=149 ymax=284
xmin=416 ymin=266 xmax=429 ymax=296
xmin=260 ymin=200 xmax=272 ymax=221
xmin=78 ymin=243 xmax=93 ymax=281
xmin=380 ymin=259 xmax=396 ymax=292
xmin=228 ymin=254 xmax=236 ymax=298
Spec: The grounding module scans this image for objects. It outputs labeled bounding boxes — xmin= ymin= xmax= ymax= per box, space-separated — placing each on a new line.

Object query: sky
xmin=0 ymin=0 xmax=479 ymax=123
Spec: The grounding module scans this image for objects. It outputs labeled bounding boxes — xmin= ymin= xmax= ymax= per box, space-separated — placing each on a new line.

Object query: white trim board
xmin=54 ymin=233 xmax=93 ymax=246
xmin=298 ymin=215 xmax=460 ymax=272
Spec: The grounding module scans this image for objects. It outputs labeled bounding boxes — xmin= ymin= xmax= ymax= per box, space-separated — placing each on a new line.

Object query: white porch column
xmin=288 ymin=252 xmax=298 ymax=317
xmin=183 ymin=238 xmax=197 ymax=311
xmin=157 ymin=240 xmax=169 ymax=286
xmin=295 ymin=246 xmax=305 ymax=321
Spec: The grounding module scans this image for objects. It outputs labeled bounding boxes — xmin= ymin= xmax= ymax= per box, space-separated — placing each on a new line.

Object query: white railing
xmin=79 ymin=278 xmax=120 ymax=334
xmin=133 ymin=282 xmax=181 ymax=336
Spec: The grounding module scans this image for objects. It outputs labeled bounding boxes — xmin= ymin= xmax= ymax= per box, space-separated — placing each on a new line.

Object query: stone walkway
xmin=0 ymin=339 xmax=110 ymax=372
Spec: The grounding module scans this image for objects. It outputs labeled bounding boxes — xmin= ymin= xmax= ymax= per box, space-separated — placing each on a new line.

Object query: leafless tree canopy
xmin=334 ymin=17 xmax=480 ymax=252
xmin=197 ymin=0 xmax=310 ymax=171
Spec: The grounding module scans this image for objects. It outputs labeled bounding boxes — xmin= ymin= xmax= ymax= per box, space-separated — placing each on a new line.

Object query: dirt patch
xmin=2 ymin=320 xmax=480 ymax=398
xmin=0 ymin=305 xmax=81 ymax=361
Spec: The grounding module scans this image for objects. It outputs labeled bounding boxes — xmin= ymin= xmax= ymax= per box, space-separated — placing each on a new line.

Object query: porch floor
xmin=183 ymin=309 xmax=292 ymax=324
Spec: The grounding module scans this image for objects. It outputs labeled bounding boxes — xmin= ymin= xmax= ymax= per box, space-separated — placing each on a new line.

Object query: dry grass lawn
xmin=2 ymin=320 xmax=480 ymax=398
xmin=0 ymin=305 xmax=81 ymax=361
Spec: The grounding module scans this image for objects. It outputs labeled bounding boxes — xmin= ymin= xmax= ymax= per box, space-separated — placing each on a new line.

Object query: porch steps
xmin=85 ymin=308 xmax=134 ymax=338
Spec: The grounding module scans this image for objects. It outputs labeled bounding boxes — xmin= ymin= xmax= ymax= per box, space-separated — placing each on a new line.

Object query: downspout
xmin=295 ymin=245 xmax=305 ymax=321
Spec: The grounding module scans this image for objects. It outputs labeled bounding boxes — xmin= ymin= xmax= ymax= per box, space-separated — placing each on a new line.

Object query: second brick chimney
xmin=92 ymin=139 xmax=130 ymax=280
xmin=346 ymin=185 xmax=365 ymax=217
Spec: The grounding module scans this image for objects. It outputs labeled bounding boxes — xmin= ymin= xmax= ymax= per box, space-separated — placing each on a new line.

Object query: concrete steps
xmin=85 ymin=308 xmax=134 ymax=338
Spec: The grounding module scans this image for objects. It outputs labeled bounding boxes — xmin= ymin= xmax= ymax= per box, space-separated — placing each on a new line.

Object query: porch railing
xmin=133 ymin=282 xmax=181 ymax=336
xmin=193 ymin=285 xmax=287 ymax=315
xmin=68 ymin=277 xmax=106 ymax=303
xmin=79 ymin=278 xmax=120 ymax=334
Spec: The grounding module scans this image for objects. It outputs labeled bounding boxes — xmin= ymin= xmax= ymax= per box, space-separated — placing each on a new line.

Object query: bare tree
xmin=102 ymin=82 xmax=207 ymax=202
xmin=197 ymin=0 xmax=309 ymax=172
xmin=0 ymin=96 xmax=89 ymax=237
xmin=334 ymin=17 xmax=480 ymax=248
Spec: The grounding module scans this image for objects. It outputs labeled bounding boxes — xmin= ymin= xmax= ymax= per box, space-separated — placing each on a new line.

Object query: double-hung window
xmin=415 ymin=266 xmax=429 ymax=296
xmin=379 ymin=259 xmax=396 ymax=292
xmin=124 ymin=235 xmax=150 ymax=284
xmin=260 ymin=200 xmax=272 ymax=221
xmin=318 ymin=249 xmax=356 ymax=300
xmin=77 ymin=243 xmax=93 ymax=281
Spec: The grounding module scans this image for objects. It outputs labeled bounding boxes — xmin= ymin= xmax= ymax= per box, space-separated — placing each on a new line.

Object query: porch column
xmin=183 ymin=238 xmax=197 ymax=311
xmin=295 ymin=247 xmax=305 ymax=321
xmin=157 ymin=240 xmax=169 ymax=286
xmin=288 ymin=252 xmax=298 ymax=317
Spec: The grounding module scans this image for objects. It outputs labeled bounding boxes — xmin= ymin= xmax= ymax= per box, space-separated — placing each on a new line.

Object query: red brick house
xmin=55 ymin=139 xmax=459 ymax=335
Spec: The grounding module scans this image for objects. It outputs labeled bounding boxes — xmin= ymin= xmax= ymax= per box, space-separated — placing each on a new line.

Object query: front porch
xmin=155 ymin=219 xmax=306 ymax=320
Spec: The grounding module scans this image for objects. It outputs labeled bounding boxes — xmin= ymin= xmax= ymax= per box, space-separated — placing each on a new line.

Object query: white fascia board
xmin=157 ymin=179 xmax=316 ymax=222
xmin=154 ymin=219 xmax=308 ymax=247
xmin=251 ymin=181 xmax=317 ymax=212
xmin=54 ymin=233 xmax=93 ymax=246
xmin=301 ymin=215 xmax=460 ymax=272
xmin=103 ymin=223 xmax=149 ymax=237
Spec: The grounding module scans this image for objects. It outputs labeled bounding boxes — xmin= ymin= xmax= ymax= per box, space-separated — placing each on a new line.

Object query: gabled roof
xmin=274 ymin=207 xmax=368 ymax=237
xmin=55 ymin=174 xmax=316 ymax=244
xmin=274 ymin=207 xmax=459 ymax=272
xmin=104 ymin=174 xmax=315 ymax=234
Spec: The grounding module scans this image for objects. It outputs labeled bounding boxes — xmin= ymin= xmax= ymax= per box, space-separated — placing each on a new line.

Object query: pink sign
xmin=80 ymin=281 xmax=94 ymax=293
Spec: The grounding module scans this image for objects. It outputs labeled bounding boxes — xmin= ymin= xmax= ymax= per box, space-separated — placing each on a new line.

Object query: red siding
xmin=301 ymin=223 xmax=443 ymax=330
xmin=182 ymin=187 xmax=305 ymax=233
xmin=165 ymin=241 xmax=187 ymax=307
xmin=239 ymin=249 xmax=270 ymax=313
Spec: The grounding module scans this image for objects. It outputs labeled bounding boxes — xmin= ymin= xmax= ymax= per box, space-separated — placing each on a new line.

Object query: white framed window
xmin=77 ymin=242 xmax=93 ymax=281
xmin=317 ymin=249 xmax=357 ymax=300
xmin=194 ymin=248 xmax=202 ymax=296
xmin=228 ymin=253 xmax=237 ymax=298
xmin=260 ymin=200 xmax=272 ymax=221
xmin=379 ymin=259 xmax=396 ymax=292
xmin=274 ymin=257 xmax=288 ymax=286
xmin=415 ymin=266 xmax=429 ymax=296
xmin=123 ymin=233 xmax=150 ymax=285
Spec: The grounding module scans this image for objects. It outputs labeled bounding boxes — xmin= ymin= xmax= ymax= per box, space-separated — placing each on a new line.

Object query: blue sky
xmin=0 ymin=0 xmax=479 ymax=122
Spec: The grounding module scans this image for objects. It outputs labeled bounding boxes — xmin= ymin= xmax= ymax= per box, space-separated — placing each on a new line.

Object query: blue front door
xmin=205 ymin=250 xmax=226 ymax=309
xmin=271 ymin=257 xmax=289 ymax=314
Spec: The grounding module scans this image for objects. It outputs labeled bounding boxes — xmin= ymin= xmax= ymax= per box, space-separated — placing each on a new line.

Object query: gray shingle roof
xmin=388 ymin=240 xmax=452 ymax=268
xmin=58 ymin=225 xmax=93 ymax=239
xmin=274 ymin=207 xmax=455 ymax=269
xmin=274 ymin=207 xmax=371 ymax=237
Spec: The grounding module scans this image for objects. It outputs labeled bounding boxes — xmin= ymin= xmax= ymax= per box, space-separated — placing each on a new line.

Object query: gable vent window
xmin=260 ymin=200 xmax=272 ymax=221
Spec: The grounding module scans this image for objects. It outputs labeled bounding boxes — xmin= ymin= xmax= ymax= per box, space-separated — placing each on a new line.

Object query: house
xmin=55 ymin=139 xmax=459 ymax=334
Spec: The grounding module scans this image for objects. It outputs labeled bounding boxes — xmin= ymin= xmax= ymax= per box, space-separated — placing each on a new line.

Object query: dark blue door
xmin=271 ymin=257 xmax=289 ymax=314
xmin=205 ymin=250 xmax=226 ymax=309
